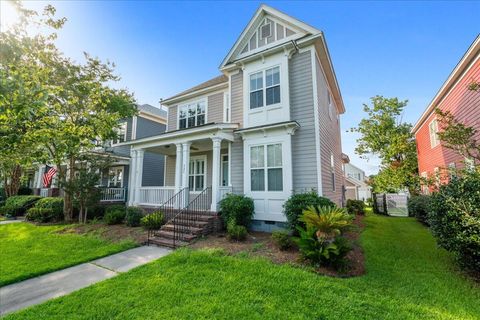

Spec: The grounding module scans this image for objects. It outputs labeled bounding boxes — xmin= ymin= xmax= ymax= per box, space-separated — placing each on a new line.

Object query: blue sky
xmin=12 ymin=1 xmax=480 ymax=174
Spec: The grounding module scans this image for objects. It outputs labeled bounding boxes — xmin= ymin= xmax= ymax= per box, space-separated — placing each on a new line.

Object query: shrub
xmin=141 ymin=211 xmax=164 ymax=230
xmin=226 ymin=220 xmax=248 ymax=241
xmin=17 ymin=186 xmax=33 ymax=195
xmin=3 ymin=195 xmax=41 ymax=216
xmin=272 ymin=230 xmax=294 ymax=250
xmin=34 ymin=197 xmax=64 ymax=218
xmin=104 ymin=207 xmax=125 ymax=225
xmin=26 ymin=207 xmax=63 ymax=223
xmin=429 ymin=172 xmax=480 ymax=272
xmin=283 ymin=191 xmax=335 ymax=233
xmin=105 ymin=204 xmax=126 ymax=214
xmin=346 ymin=199 xmax=365 ymax=215
xmin=125 ymin=207 xmax=144 ymax=227
xmin=219 ymin=194 xmax=254 ymax=227
xmin=408 ymin=195 xmax=432 ymax=224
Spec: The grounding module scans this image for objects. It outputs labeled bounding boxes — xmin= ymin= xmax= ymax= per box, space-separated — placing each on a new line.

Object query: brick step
xmin=162 ymin=224 xmax=204 ymax=235
xmin=170 ymin=219 xmax=210 ymax=228
xmin=148 ymin=237 xmax=189 ymax=248
xmin=154 ymin=230 xmax=197 ymax=241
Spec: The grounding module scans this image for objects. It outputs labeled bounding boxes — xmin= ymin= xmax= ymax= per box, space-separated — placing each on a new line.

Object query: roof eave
xmin=161 ymin=82 xmax=228 ymax=106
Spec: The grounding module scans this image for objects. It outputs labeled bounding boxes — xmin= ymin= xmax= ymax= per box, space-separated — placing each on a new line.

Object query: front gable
xmin=220 ymin=5 xmax=320 ymax=69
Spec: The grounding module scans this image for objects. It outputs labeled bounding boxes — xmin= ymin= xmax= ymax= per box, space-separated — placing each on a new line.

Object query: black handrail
xmin=172 ymin=187 xmax=212 ymax=247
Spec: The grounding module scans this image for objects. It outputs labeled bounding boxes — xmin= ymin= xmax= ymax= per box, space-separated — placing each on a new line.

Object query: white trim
xmin=131 ymin=117 xmax=137 ymax=140
xmin=188 ymin=154 xmax=208 ymax=193
xmin=138 ymin=111 xmax=167 ymax=125
xmin=309 ymin=46 xmax=323 ymax=195
xmin=221 ymin=152 xmax=229 ymax=187
xmin=162 ymin=83 xmax=228 ymax=106
xmin=227 ymin=142 xmax=232 ymax=187
xmin=223 ymin=92 xmax=231 ymax=123
xmin=429 ymin=118 xmax=440 ymax=148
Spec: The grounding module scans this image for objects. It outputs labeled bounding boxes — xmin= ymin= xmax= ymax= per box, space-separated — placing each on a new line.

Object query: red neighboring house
xmin=413 ymin=35 xmax=480 ymax=193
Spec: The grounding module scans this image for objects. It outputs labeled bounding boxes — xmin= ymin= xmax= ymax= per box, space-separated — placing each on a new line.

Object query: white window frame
xmin=221 ymin=153 xmax=229 ymax=187
xmin=223 ymin=92 xmax=230 ymax=123
xmin=178 ymin=99 xmax=207 ymax=130
xmin=112 ymin=122 xmax=127 ymax=146
xmin=249 ymin=143 xmax=284 ymax=192
xmin=429 ymin=119 xmax=440 ymax=148
xmin=188 ymin=155 xmax=207 ymax=193
xmin=108 ymin=166 xmax=124 ymax=188
xmin=248 ymin=65 xmax=281 ymax=110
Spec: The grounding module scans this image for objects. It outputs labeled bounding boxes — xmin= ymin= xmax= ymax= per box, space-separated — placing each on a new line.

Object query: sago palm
xmin=300 ymin=206 xmax=352 ymax=240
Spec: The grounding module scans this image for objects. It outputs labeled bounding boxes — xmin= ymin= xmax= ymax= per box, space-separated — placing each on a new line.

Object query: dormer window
xmin=249 ymin=66 xmax=280 ymax=109
xmin=113 ymin=122 xmax=127 ymax=145
xmin=179 ymin=101 xmax=206 ymax=129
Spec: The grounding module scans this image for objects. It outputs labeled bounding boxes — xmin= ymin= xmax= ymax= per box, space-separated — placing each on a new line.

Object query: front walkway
xmin=0 ymin=219 xmax=23 ymax=225
xmin=0 ymin=246 xmax=171 ymax=316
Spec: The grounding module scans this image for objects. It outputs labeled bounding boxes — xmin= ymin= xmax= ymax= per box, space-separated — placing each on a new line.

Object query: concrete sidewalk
xmin=0 ymin=246 xmax=171 ymax=316
xmin=0 ymin=219 xmax=23 ymax=225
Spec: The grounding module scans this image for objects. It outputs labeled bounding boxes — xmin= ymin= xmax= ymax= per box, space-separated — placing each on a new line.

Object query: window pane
xmin=266 ymin=86 xmax=280 ymax=105
xmin=266 ymin=67 xmax=280 ymax=87
xmin=268 ymin=168 xmax=283 ymax=191
xmin=250 ymin=146 xmax=264 ymax=168
xmin=197 ymin=102 xmax=205 ymax=114
xmin=250 ymin=72 xmax=263 ymax=91
xmin=196 ymin=175 xmax=204 ymax=190
xmin=267 ymin=144 xmax=282 ymax=167
xmin=189 ymin=161 xmax=194 ymax=175
xmin=197 ymin=114 xmax=205 ymax=126
xmin=251 ymin=169 xmax=265 ymax=191
xmin=179 ymin=118 xmax=187 ymax=129
xmin=250 ymin=90 xmax=263 ymax=109
xmin=179 ymin=108 xmax=187 ymax=119
xmin=188 ymin=116 xmax=195 ymax=128
xmin=189 ymin=176 xmax=194 ymax=190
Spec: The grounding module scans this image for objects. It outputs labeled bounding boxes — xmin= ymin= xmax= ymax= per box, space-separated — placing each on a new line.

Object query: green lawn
xmin=0 ymin=223 xmax=136 ymax=286
xmin=4 ymin=215 xmax=480 ymax=319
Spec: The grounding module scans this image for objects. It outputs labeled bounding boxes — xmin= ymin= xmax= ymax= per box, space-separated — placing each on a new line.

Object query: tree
xmin=435 ymin=108 xmax=480 ymax=163
xmin=351 ymin=96 xmax=419 ymax=193
xmin=469 ymin=80 xmax=479 ymax=92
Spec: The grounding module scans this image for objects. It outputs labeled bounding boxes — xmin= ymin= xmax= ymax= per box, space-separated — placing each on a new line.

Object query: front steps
xmin=148 ymin=210 xmax=220 ymax=248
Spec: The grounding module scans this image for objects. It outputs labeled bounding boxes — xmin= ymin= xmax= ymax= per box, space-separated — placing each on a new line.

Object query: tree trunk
xmin=84 ymin=207 xmax=88 ymax=224
xmin=4 ymin=164 xmax=22 ymax=197
xmin=62 ymin=157 xmax=75 ymax=221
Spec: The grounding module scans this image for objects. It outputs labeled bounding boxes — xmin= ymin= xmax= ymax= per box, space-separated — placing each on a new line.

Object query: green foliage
xmin=407 ymin=195 xmax=432 ymax=225
xmin=351 ymin=96 xmax=419 ymax=193
xmin=300 ymin=206 xmax=353 ymax=240
xmin=218 ymin=194 xmax=254 ymax=227
xmin=226 ymin=220 xmax=248 ymax=241
xmin=283 ymin=191 xmax=335 ymax=233
xmin=141 ymin=211 xmax=164 ymax=231
xmin=429 ymin=171 xmax=480 ymax=272
xmin=34 ymin=197 xmax=64 ymax=216
xmin=17 ymin=187 xmax=33 ymax=195
xmin=104 ymin=207 xmax=125 ymax=225
xmin=125 ymin=207 xmax=144 ymax=227
xmin=346 ymin=199 xmax=366 ymax=215
xmin=271 ymin=230 xmax=294 ymax=250
xmin=25 ymin=208 xmax=63 ymax=223
xmin=2 ymin=195 xmax=41 ymax=216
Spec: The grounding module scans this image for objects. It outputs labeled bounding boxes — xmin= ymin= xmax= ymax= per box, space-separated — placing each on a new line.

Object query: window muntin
xmin=249 ymin=66 xmax=281 ymax=109
xmin=250 ymin=143 xmax=283 ymax=192
xmin=179 ymin=101 xmax=206 ymax=129
xmin=429 ymin=119 xmax=439 ymax=148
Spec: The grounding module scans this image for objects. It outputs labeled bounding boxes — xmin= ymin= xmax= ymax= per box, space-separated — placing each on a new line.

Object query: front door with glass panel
xmin=189 ymin=156 xmax=206 ymax=192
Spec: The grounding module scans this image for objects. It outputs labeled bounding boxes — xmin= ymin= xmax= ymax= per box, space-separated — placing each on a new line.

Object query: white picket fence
xmin=100 ymin=188 xmax=126 ymax=202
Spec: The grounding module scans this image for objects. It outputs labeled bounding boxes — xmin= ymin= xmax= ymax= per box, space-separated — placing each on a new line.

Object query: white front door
xmin=189 ymin=156 xmax=207 ymax=192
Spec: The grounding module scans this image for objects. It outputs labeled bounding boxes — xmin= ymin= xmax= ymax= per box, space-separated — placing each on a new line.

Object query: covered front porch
xmin=124 ymin=123 xmax=238 ymax=211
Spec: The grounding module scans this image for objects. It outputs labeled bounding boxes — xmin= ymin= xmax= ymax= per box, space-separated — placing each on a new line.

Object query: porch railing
xmin=138 ymin=186 xmax=176 ymax=206
xmin=218 ymin=186 xmax=233 ymax=202
xmin=39 ymin=188 xmax=49 ymax=197
xmin=100 ymin=188 xmax=126 ymax=202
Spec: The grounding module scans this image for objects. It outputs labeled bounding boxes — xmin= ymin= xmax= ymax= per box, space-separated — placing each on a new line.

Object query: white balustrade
xmin=100 ymin=188 xmax=126 ymax=202
xmin=138 ymin=187 xmax=176 ymax=206
xmin=39 ymin=188 xmax=49 ymax=198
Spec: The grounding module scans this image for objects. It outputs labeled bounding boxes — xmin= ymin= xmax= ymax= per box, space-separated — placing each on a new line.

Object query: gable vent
xmin=260 ymin=23 xmax=272 ymax=40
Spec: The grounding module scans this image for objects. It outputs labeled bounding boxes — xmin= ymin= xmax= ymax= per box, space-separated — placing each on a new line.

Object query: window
xmin=330 ymin=153 xmax=336 ymax=191
xmin=465 ymin=157 xmax=475 ymax=171
xmin=260 ymin=22 xmax=272 ymax=40
xmin=223 ymin=93 xmax=230 ymax=122
xmin=250 ymin=143 xmax=283 ymax=192
xmin=221 ymin=154 xmax=229 ymax=186
xmin=328 ymin=92 xmax=333 ymax=120
xmin=113 ymin=122 xmax=127 ymax=145
xmin=249 ymin=66 xmax=280 ymax=109
xmin=448 ymin=162 xmax=456 ymax=180
xmin=108 ymin=167 xmax=124 ymax=188
xmin=179 ymin=101 xmax=206 ymax=129
xmin=429 ymin=119 xmax=439 ymax=148
xmin=189 ymin=157 xmax=206 ymax=192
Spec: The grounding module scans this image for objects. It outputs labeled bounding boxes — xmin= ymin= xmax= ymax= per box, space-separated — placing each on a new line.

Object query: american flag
xmin=42 ymin=165 xmax=57 ymax=188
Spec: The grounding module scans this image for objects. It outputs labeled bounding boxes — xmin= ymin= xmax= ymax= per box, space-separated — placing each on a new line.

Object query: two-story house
xmin=31 ymin=104 xmax=167 ymax=203
xmin=413 ymin=35 xmax=480 ymax=193
xmin=343 ymin=161 xmax=372 ymax=202
xmin=121 ymin=5 xmax=346 ymax=235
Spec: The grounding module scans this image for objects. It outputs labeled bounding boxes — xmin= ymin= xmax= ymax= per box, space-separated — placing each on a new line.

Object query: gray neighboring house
xmin=31 ymin=104 xmax=168 ymax=203
xmin=343 ymin=161 xmax=372 ymax=202
xmin=120 ymin=5 xmax=346 ymax=233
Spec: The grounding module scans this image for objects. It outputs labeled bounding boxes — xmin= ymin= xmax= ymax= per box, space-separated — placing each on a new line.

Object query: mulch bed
xmin=189 ymin=214 xmax=366 ymax=277
xmin=59 ymin=223 xmax=148 ymax=244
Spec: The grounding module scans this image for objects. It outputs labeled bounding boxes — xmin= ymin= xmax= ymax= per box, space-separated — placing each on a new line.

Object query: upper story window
xmin=223 ymin=93 xmax=230 ymax=122
xmin=249 ymin=66 xmax=280 ymax=109
xmin=112 ymin=122 xmax=127 ymax=145
xmin=429 ymin=119 xmax=439 ymax=148
xmin=179 ymin=101 xmax=206 ymax=129
xmin=328 ymin=92 xmax=333 ymax=120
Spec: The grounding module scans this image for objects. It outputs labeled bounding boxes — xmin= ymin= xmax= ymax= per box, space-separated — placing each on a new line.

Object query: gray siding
xmin=289 ymin=50 xmax=318 ymax=191
xmin=111 ymin=118 xmax=133 ymax=157
xmin=207 ymin=92 xmax=224 ymax=123
xmin=136 ymin=116 xmax=166 ymax=139
xmin=230 ymin=136 xmax=244 ymax=194
xmin=126 ymin=118 xmax=133 ymax=141
xmin=167 ymin=106 xmax=177 ymax=132
xmin=230 ymin=71 xmax=244 ymax=126
xmin=142 ymin=152 xmax=165 ymax=186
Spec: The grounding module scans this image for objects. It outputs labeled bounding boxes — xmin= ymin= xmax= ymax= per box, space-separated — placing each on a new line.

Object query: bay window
xmin=179 ymin=101 xmax=206 ymax=129
xmin=249 ymin=66 xmax=280 ymax=109
xmin=250 ymin=143 xmax=283 ymax=191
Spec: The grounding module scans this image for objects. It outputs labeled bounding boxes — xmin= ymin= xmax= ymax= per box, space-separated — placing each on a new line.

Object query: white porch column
xmin=128 ymin=149 xmax=137 ymax=206
xmin=36 ymin=165 xmax=44 ymax=189
xmin=181 ymin=142 xmax=191 ymax=207
xmin=211 ymin=137 xmax=222 ymax=211
xmin=175 ymin=143 xmax=183 ymax=193
xmin=227 ymin=141 xmax=232 ymax=187
xmin=133 ymin=149 xmax=144 ymax=205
